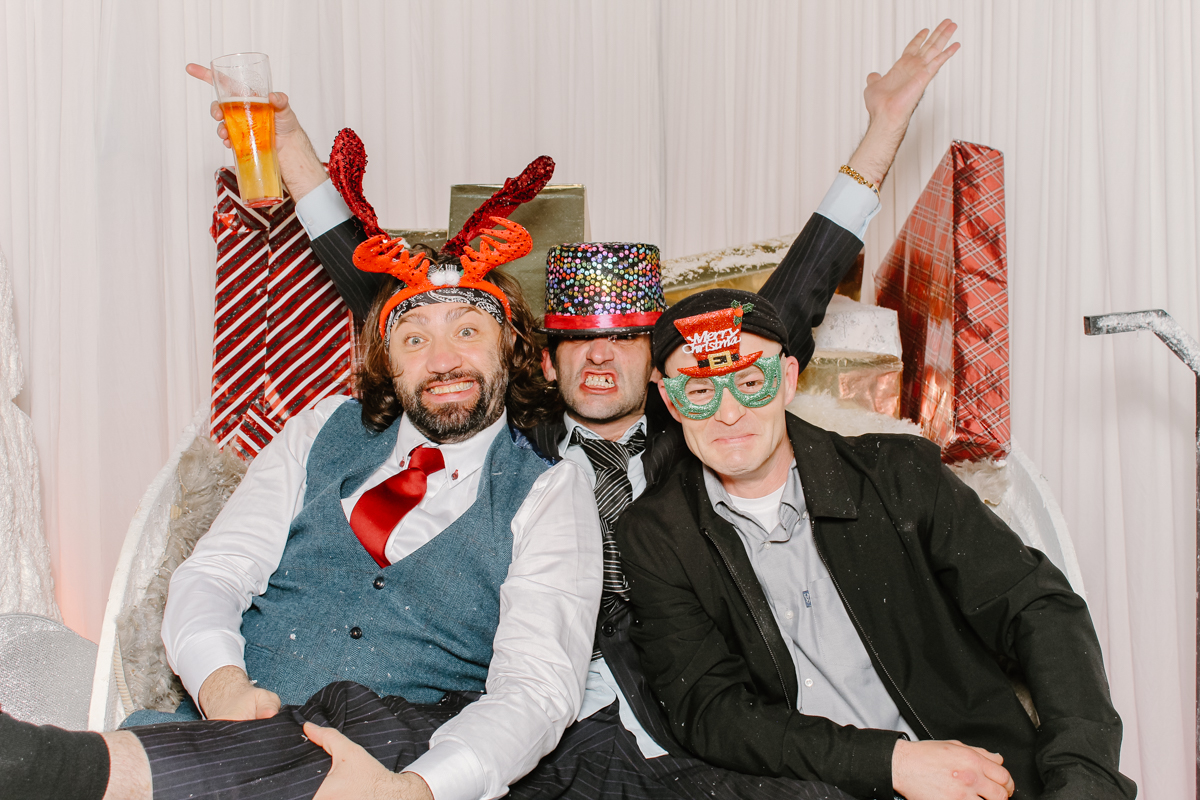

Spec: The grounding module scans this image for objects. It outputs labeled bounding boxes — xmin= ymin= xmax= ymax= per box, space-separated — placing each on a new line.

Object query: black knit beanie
xmin=652 ymin=288 xmax=788 ymax=373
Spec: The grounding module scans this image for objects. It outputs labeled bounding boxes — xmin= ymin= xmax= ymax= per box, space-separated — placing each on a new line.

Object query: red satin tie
xmin=349 ymin=445 xmax=445 ymax=568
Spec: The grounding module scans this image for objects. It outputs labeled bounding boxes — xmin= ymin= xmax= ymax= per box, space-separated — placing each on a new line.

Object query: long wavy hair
xmin=355 ymin=252 xmax=561 ymax=433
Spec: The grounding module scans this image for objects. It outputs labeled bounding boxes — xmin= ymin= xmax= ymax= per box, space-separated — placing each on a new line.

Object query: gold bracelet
xmin=839 ymin=164 xmax=879 ymax=194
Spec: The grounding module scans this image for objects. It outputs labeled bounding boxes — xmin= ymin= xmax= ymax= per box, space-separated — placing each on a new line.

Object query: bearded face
xmin=388 ymin=303 xmax=511 ymax=444
xmin=394 ymin=364 xmax=508 ymax=443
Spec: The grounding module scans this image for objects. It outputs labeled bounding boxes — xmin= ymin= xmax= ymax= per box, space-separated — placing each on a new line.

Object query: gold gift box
xmin=797 ymin=350 xmax=903 ymax=418
xmin=661 ymin=236 xmax=864 ymax=305
xmin=384 ymin=228 xmax=447 ymax=252
xmin=447 ymin=184 xmax=589 ymax=319
xmin=661 ymin=235 xmax=792 ymax=305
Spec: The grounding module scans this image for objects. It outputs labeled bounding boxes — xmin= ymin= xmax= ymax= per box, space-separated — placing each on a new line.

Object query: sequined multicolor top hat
xmin=673 ymin=301 xmax=762 ymax=377
xmin=538 ymin=242 xmax=666 ymax=337
xmin=327 ymin=129 xmax=553 ymax=339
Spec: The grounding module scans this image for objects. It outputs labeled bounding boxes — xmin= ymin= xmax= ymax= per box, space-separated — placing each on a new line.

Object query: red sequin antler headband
xmin=353 ymin=217 xmax=533 ymax=338
xmin=328 ymin=130 xmax=552 ymax=339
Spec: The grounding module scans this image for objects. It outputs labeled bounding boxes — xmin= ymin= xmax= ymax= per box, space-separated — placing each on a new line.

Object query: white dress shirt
xmin=815 ymin=172 xmax=883 ymax=240
xmin=295 ymin=173 xmax=881 ymax=246
xmin=162 ymin=396 xmax=603 ymax=800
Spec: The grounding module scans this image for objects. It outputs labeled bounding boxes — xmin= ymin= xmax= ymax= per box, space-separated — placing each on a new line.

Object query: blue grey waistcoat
xmin=241 ymin=401 xmax=551 ymax=706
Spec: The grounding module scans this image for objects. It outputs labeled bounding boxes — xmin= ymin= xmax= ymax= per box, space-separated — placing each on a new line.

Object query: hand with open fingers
xmin=196 ymin=665 xmax=282 ymax=721
xmin=892 ymin=738 xmax=1016 ymax=800
xmin=843 ymin=19 xmax=960 ymax=187
xmin=863 ymin=19 xmax=961 ymax=129
xmin=304 ymin=722 xmax=434 ymax=800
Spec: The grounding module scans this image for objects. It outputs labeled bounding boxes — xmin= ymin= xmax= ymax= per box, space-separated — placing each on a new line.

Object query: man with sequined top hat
xmin=612 ymin=288 xmax=1136 ymax=800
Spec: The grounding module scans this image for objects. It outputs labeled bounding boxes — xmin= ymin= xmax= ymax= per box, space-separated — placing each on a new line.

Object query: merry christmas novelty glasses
xmin=662 ymin=353 xmax=783 ymax=420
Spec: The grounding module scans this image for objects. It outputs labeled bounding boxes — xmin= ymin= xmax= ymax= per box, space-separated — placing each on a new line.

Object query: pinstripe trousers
xmin=131 ymin=681 xmax=853 ymax=800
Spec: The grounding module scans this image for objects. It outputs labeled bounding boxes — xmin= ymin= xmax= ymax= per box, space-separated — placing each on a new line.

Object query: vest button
xmin=373 ymin=577 xmax=385 ymax=590
xmin=601 ymin=622 xmax=616 ymax=637
xmin=349 ymin=627 xmax=363 ymax=639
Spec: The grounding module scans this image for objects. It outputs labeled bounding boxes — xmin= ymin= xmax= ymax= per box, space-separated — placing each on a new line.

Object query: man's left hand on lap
xmin=305 ymin=722 xmax=434 ymax=800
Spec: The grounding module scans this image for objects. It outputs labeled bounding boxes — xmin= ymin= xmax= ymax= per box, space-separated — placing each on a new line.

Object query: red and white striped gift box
xmin=209 ymin=168 xmax=354 ymax=461
xmin=875 ymin=141 xmax=1009 ymax=463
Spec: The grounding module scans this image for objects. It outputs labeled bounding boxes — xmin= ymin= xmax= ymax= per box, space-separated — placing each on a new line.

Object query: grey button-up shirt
xmin=704 ymin=463 xmax=917 ymax=738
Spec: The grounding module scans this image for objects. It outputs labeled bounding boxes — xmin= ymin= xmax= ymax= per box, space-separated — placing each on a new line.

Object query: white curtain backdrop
xmin=0 ymin=0 xmax=1194 ymax=795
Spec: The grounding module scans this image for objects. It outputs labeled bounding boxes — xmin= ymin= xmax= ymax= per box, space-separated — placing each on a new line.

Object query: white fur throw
xmin=787 ymin=392 xmax=922 ymax=438
xmin=788 ymin=392 xmax=1010 ymax=507
xmin=115 ymin=435 xmax=246 ymax=713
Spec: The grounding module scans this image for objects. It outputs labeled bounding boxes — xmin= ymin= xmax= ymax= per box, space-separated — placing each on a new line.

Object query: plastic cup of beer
xmin=210 ymin=52 xmax=283 ymax=208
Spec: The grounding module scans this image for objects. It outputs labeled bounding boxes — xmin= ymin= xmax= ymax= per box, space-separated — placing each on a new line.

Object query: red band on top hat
xmin=541 ymin=311 xmax=662 ymax=331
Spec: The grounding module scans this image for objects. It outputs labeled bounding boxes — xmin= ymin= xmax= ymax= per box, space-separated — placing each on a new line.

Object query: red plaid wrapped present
xmin=209 ymin=168 xmax=355 ymax=460
xmin=875 ymin=141 xmax=1008 ymax=462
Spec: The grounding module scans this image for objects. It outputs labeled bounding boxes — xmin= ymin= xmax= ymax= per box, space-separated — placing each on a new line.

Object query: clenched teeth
xmin=584 ymin=375 xmax=616 ymax=389
xmin=428 ymin=381 xmax=473 ymax=395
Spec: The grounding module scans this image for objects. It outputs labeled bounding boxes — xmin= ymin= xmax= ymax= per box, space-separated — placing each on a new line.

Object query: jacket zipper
xmin=702 ymin=527 xmax=793 ymax=709
xmin=810 ymin=516 xmax=933 ymax=740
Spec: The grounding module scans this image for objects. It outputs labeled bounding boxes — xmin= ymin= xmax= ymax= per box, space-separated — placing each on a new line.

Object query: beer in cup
xmin=211 ymin=53 xmax=283 ymax=208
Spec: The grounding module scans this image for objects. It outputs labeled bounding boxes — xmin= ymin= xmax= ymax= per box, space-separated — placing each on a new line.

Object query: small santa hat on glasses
xmin=672 ymin=302 xmax=763 ymax=378
xmin=327 ymin=129 xmax=553 ymax=340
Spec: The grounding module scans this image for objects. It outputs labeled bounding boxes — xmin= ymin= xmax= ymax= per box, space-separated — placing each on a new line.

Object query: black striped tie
xmin=571 ymin=427 xmax=646 ymax=618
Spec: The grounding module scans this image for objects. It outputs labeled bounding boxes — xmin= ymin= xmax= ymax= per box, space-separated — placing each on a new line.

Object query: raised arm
xmin=846 ymin=20 xmax=960 ymax=188
xmin=187 ymin=63 xmax=385 ymax=321
xmin=758 ymin=21 xmax=960 ymax=368
xmin=186 ymin=63 xmax=328 ymax=201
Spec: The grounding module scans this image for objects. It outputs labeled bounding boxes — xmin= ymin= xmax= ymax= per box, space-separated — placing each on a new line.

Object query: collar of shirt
xmin=560 ymin=413 xmax=647 ymax=447
xmin=557 ymin=413 xmax=649 ymax=499
xmin=395 ymin=410 xmax=508 ymax=487
xmin=703 ymin=461 xmax=807 ymax=544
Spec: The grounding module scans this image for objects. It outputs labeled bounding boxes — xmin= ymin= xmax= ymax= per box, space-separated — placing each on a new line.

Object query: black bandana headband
xmin=383 ymin=287 xmax=508 ymax=346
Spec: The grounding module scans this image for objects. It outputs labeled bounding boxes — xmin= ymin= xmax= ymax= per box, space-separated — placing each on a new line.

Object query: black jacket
xmin=614 ymin=414 xmax=1136 ymax=800
xmin=309 ymin=207 xmax=866 ymax=759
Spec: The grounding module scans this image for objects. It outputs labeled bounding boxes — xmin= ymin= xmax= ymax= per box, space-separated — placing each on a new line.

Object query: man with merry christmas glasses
xmin=613 ymin=290 xmax=1136 ymax=800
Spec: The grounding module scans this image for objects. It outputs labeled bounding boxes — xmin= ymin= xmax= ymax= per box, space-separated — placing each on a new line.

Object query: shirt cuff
xmin=172 ymin=631 xmax=247 ymax=704
xmin=404 ymin=739 xmax=487 ymax=800
xmin=294 ymin=178 xmax=353 ymax=240
xmin=815 ymin=173 xmax=882 ymax=241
